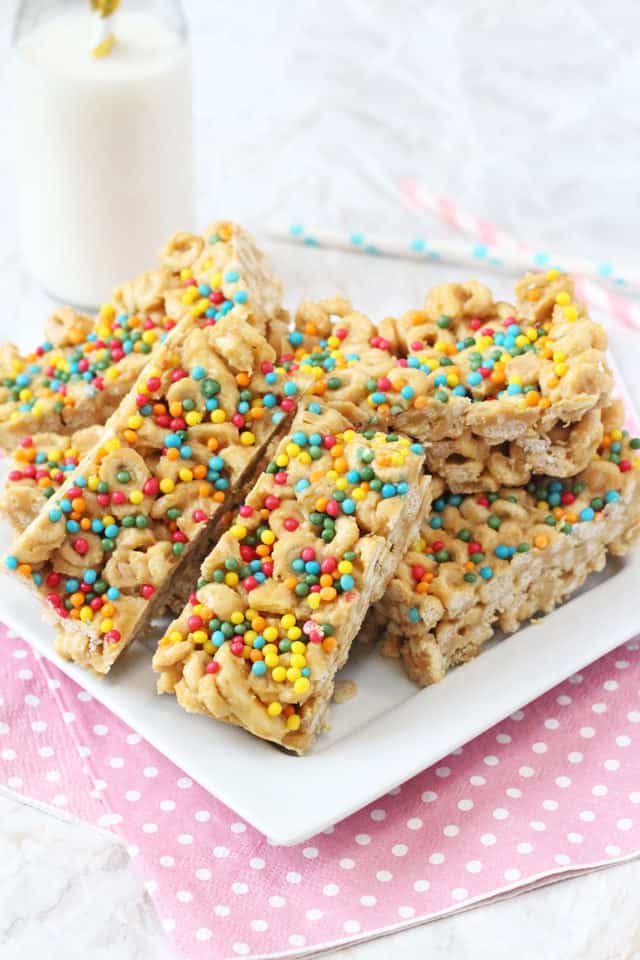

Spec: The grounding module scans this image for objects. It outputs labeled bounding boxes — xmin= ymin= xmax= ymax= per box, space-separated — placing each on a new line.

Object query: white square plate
xmin=2 ymin=247 xmax=639 ymax=845
xmin=2 ymin=519 xmax=639 ymax=845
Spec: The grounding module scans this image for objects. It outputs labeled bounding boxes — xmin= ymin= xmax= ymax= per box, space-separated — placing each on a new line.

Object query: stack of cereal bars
xmin=3 ymin=223 xmax=639 ymax=752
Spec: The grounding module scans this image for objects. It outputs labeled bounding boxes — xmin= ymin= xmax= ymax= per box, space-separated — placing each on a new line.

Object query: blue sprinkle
xmin=164 ymin=433 xmax=181 ymax=448
xmin=580 ymin=507 xmax=595 ymax=522
xmin=342 ymin=498 xmax=356 ymax=514
xmin=295 ymin=478 xmax=311 ymax=493
xmin=605 ymin=490 xmax=620 ymax=503
xmin=289 ymin=224 xmax=304 ymax=236
xmin=233 ymin=290 xmax=248 ymax=304
xmin=198 ymin=284 xmax=211 ymax=297
xmin=105 ymin=524 xmax=119 ymax=539
xmin=212 ymin=630 xmax=225 ymax=647
xmin=506 ymin=383 xmax=523 ymax=396
xmin=350 ymin=233 xmax=365 ymax=245
xmin=288 ymin=330 xmax=303 ymax=346
xmin=284 ymin=382 xmax=298 ymax=396
xmin=473 ymin=243 xmax=488 ymax=259
xmin=381 ymin=483 xmax=397 ymax=498
xmin=49 ymin=508 xmax=62 ymax=522
xmin=308 ymin=403 xmax=322 ymax=414
xmin=468 ymin=372 xmax=482 ymax=387
xmin=397 ymin=482 xmax=409 ymax=495
xmin=410 ymin=443 xmax=423 ymax=455
xmin=224 ymin=271 xmax=239 ymax=282
xmin=66 ymin=520 xmax=80 ymax=534
xmin=83 ymin=569 xmax=97 ymax=584
xmin=401 ymin=385 xmax=415 ymax=400
xmin=408 ymin=607 xmax=421 ymax=623
xmin=411 ymin=238 xmax=426 ymax=252
xmin=430 ymin=516 xmax=442 ymax=529
xmin=340 ymin=574 xmax=355 ymax=591
xmin=292 ymin=431 xmax=308 ymax=446
xmin=66 ymin=579 xmax=79 ymax=593
xmin=479 ymin=566 xmax=493 ymax=580
xmin=598 ymin=263 xmax=613 ymax=278
xmin=253 ymin=636 xmax=265 ymax=649
xmin=107 ymin=587 xmax=120 ymax=601
xmin=532 ymin=251 xmax=550 ymax=266
xmin=208 ymin=455 xmax=225 ymax=472
xmin=191 ymin=365 xmax=206 ymax=380
xmin=5 ymin=556 xmax=18 ymax=570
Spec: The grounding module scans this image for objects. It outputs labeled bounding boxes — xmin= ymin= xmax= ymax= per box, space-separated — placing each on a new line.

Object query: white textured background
xmin=1 ymin=1 xmax=639 ymax=958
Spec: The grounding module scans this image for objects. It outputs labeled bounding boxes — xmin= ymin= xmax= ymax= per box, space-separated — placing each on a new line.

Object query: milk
xmin=14 ymin=10 xmax=194 ymax=307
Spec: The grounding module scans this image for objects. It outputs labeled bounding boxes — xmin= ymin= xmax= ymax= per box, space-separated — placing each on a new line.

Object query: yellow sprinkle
xmin=263 ymin=626 xmax=278 ymax=642
xmin=286 ymin=667 xmax=301 ymax=682
xmin=230 ymin=524 xmax=247 ymax=539
xmin=265 ymin=653 xmax=280 ymax=668
xmin=280 ymin=613 xmax=296 ymax=629
xmin=210 ymin=409 xmax=226 ymax=423
xmin=185 ymin=411 xmax=202 ymax=426
xmin=290 ymin=654 xmax=306 ymax=670
xmin=287 ymin=627 xmax=302 ymax=640
xmin=129 ymin=490 xmax=143 ymax=505
xmin=555 ymin=291 xmax=571 ymax=305
xmin=128 ymin=414 xmax=143 ymax=430
xmin=294 ymin=677 xmax=310 ymax=696
xmin=178 ymin=468 xmax=194 ymax=483
xmin=159 ymin=478 xmax=175 ymax=494
xmin=307 ymin=594 xmax=321 ymax=610
xmin=240 ymin=431 xmax=256 ymax=446
xmin=286 ymin=714 xmax=301 ymax=731
xmin=267 ymin=702 xmax=283 ymax=717
xmin=230 ymin=611 xmax=244 ymax=625
xmin=546 ymin=268 xmax=560 ymax=280
xmin=563 ymin=305 xmax=578 ymax=322
xmin=272 ymin=667 xmax=286 ymax=683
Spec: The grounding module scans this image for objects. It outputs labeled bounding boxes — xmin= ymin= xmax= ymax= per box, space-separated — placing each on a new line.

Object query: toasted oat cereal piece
xmin=0 ymin=426 xmax=102 ymax=532
xmin=3 ymin=303 xmax=304 ymax=675
xmin=365 ymin=402 xmax=640 ymax=686
xmin=0 ymin=221 xmax=287 ymax=449
xmin=290 ymin=272 xmax=613 ymax=491
xmin=152 ymin=408 xmax=430 ymax=753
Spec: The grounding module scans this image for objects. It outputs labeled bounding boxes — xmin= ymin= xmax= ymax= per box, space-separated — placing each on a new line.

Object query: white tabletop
xmin=1 ymin=1 xmax=639 ymax=958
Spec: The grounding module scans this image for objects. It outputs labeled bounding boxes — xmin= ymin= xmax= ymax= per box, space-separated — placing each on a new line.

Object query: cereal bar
xmin=365 ymin=402 xmax=640 ymax=685
xmin=0 ymin=426 xmax=102 ymax=532
xmin=290 ymin=272 xmax=613 ymax=491
xmin=152 ymin=407 xmax=430 ymax=753
xmin=4 ymin=302 xmax=303 ymax=674
xmin=0 ymin=221 xmax=287 ymax=449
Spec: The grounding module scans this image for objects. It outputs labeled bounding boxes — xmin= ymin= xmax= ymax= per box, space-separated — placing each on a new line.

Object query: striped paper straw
xmin=266 ymin=220 xmax=640 ymax=306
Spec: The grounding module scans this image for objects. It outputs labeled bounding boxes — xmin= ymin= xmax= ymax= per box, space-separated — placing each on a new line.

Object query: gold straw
xmin=91 ymin=0 xmax=121 ymax=58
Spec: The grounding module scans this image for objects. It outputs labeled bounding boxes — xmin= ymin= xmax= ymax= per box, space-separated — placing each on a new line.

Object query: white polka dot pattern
xmin=1 ymin=621 xmax=640 ymax=960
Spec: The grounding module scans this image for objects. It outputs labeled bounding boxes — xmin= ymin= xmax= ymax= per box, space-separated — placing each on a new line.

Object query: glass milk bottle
xmin=13 ymin=0 xmax=194 ymax=307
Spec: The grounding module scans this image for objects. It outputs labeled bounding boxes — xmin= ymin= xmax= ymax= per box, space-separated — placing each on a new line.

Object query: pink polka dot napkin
xmin=1 ymin=622 xmax=639 ymax=960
